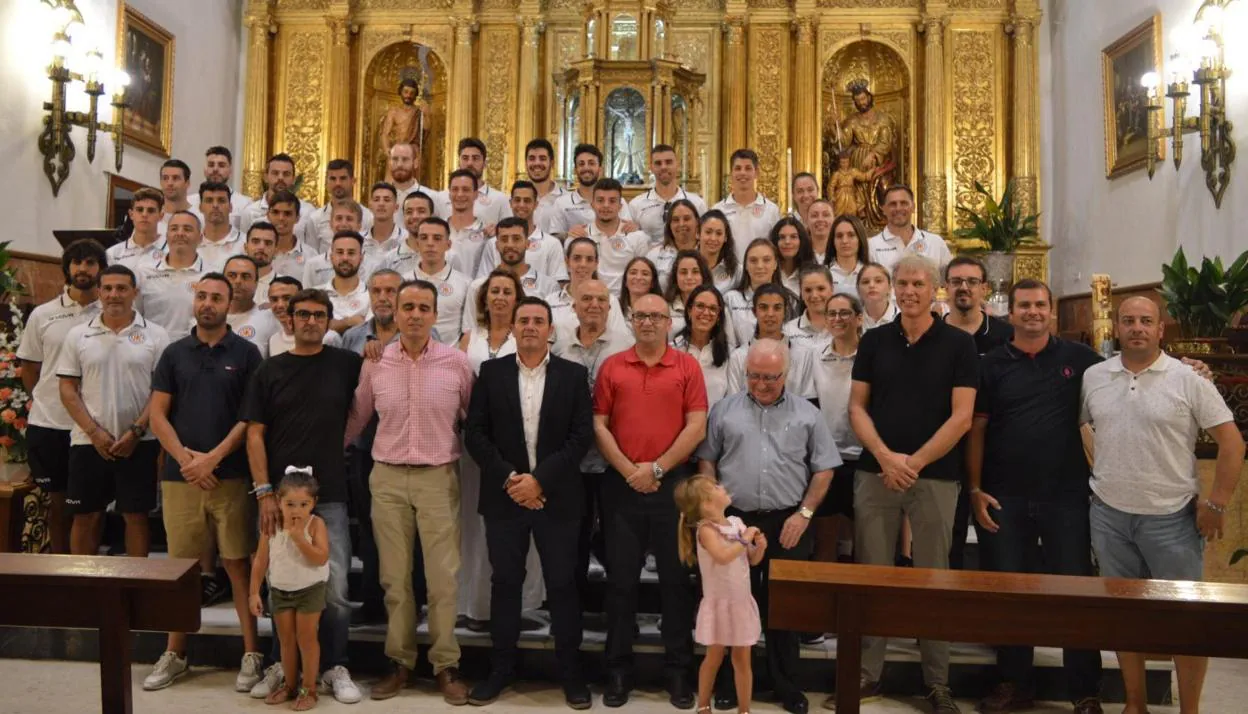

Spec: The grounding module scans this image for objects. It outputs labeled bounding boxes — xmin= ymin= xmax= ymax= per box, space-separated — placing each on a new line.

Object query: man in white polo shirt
xmin=548 ymin=144 xmax=635 ymax=239
xmin=238 ymin=153 xmax=316 ymax=237
xmin=445 ymin=169 xmax=490 ymax=277
xmin=385 ymin=192 xmax=438 ymax=278
xmin=363 ymin=182 xmax=407 ymax=255
xmin=302 ymin=201 xmax=378 ymax=290
xmin=135 ymin=211 xmax=206 ymax=341
xmin=439 ymin=137 xmax=512 ymax=228
xmin=387 ymin=143 xmax=438 ymax=208
xmin=628 ymin=144 xmax=708 ymax=248
xmin=410 ymin=216 xmax=471 ymax=345
xmin=196 ymin=181 xmax=246 ymax=271
xmin=460 ymin=218 xmax=558 ymax=331
xmin=867 ymin=185 xmax=952 ymax=275
xmin=157 ymin=159 xmax=197 ymax=238
xmin=245 ymin=222 xmax=280 ymax=302
xmin=712 ymin=148 xmax=781 ymax=265
xmin=266 ymin=190 xmax=314 ymax=280
xmin=1081 ymin=296 xmax=1244 ymax=714
xmin=524 ymin=138 xmax=566 ymax=235
xmin=57 ymin=264 xmax=171 ymax=557
xmin=475 ymin=181 xmax=567 ymax=281
xmin=108 ymin=188 xmax=167 ymax=267
xmin=586 ymin=178 xmax=649 ymax=292
xmin=307 ymin=159 xmax=375 ymax=253
xmin=188 ymin=146 xmax=253 ymax=228
xmin=17 ymin=239 xmax=106 ymax=554
xmin=267 ymin=277 xmax=343 ymax=356
xmin=223 ymin=255 xmax=281 ymax=357
xmin=322 ymin=232 xmax=372 ymax=335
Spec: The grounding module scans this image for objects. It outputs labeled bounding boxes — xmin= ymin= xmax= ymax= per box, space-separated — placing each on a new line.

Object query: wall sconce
xmin=37 ymin=0 xmax=130 ymax=197
xmin=1143 ymin=0 xmax=1238 ymax=208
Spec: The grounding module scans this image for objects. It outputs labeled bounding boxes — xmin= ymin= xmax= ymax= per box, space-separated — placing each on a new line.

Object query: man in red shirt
xmin=593 ymin=293 xmax=708 ymax=709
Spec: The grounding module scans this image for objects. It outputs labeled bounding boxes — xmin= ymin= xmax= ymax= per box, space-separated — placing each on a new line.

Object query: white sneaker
xmin=319 ymin=665 xmax=363 ymax=704
xmin=235 ymin=651 xmax=265 ymax=692
xmin=249 ymin=663 xmax=284 ymax=699
xmin=142 ymin=651 xmax=188 ymax=691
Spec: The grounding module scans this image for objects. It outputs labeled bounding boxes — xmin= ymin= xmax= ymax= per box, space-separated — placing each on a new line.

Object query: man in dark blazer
xmin=465 ymin=295 xmax=595 ymax=710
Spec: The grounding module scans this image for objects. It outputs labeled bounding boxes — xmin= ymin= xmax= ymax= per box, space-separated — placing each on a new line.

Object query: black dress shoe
xmin=564 ymin=681 xmax=592 ymax=710
xmin=467 ymin=672 xmax=511 ymax=706
xmin=603 ymin=671 xmax=631 ymax=708
xmin=782 ymin=693 xmax=810 ymax=714
xmin=667 ymin=672 xmax=695 ymax=710
xmin=713 ymin=691 xmax=738 ymax=710
xmin=465 ymin=617 xmax=491 ymax=633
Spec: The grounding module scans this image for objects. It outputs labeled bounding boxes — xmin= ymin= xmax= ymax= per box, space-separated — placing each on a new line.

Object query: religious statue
xmin=822 ymin=79 xmax=900 ymax=230
xmin=378 ymin=78 xmax=426 ymax=161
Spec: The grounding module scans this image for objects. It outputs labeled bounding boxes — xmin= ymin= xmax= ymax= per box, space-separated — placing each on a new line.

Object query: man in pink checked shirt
xmin=343 ymin=278 xmax=476 ymax=705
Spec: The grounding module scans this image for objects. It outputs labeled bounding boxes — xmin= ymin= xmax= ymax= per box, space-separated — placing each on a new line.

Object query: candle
xmin=786 ymin=147 xmax=794 ymax=213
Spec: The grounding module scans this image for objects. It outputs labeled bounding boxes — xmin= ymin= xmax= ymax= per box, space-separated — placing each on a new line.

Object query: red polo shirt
xmin=593 ymin=345 xmax=708 ymax=462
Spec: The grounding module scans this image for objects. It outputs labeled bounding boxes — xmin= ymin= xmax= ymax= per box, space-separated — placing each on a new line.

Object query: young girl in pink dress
xmin=676 ymin=475 xmax=767 ymax=714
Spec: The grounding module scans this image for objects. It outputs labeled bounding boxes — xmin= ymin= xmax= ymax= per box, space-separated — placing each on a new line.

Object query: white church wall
xmin=1041 ymin=0 xmax=1248 ymax=297
xmin=0 ymin=0 xmax=244 ymax=256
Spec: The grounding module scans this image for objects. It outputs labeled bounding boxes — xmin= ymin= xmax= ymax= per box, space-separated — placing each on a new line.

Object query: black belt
xmin=378 ymin=461 xmax=438 ymax=470
xmin=734 ymin=505 xmax=799 ymax=517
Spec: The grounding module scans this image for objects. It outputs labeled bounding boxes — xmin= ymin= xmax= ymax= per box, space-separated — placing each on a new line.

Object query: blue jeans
xmin=1090 ymin=495 xmax=1203 ymax=581
xmin=975 ymin=495 xmax=1101 ymax=700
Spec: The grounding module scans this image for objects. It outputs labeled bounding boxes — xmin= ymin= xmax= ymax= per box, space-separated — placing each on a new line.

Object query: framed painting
xmin=1103 ymin=15 xmax=1163 ymax=178
xmin=116 ymin=3 xmax=174 ymax=157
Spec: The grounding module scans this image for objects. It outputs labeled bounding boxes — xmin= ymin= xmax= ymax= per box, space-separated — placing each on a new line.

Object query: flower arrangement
xmin=0 ymin=299 xmax=30 ymax=463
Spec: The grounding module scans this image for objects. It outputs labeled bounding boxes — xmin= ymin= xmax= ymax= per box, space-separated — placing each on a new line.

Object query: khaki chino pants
xmin=371 ymin=461 xmax=461 ymax=673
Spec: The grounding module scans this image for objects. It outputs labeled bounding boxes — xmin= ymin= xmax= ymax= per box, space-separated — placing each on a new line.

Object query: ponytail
xmin=674 ymin=474 xmax=718 ymax=567
xmin=677 ymin=511 xmax=698 ymax=567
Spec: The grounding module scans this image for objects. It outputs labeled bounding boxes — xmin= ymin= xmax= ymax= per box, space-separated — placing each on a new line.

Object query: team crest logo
xmin=522 ymin=276 xmax=537 ymax=289
xmin=528 ymin=239 xmax=541 ymax=251
xmin=470 ymin=230 xmax=485 ymax=242
xmin=128 ymin=332 xmax=145 ymax=344
xmin=439 ymin=282 xmax=454 ymax=296
xmin=752 ymin=205 xmax=763 ymax=218
xmin=477 ymin=193 xmax=488 ymax=205
xmin=349 ymin=299 xmax=362 ymax=311
xmin=295 ymin=255 xmax=305 ymax=265
xmin=610 ymin=238 xmax=625 ymax=252
xmin=238 ymin=325 xmax=256 ymax=339
xmin=913 ymin=238 xmax=927 ymax=253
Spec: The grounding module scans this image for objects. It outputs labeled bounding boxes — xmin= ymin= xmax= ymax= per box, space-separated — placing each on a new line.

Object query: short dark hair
xmin=403 ymin=191 xmax=436 ymax=213
xmin=266 ymin=153 xmax=296 ymax=171
xmin=458 ymin=137 xmax=487 ymax=159
xmin=271 ymin=275 xmax=303 ymax=291
xmin=161 ymin=159 xmax=191 ymax=181
xmin=246 ymin=221 xmax=278 ymax=240
xmin=205 ymin=146 xmax=233 ymax=162
xmin=574 ymin=143 xmax=603 ymax=164
xmin=448 ymin=168 xmax=479 ymax=190
xmin=513 ymin=296 xmax=553 ymax=325
xmin=752 ymin=282 xmax=792 ymax=321
xmin=198 ymin=180 xmax=232 ymax=200
xmin=132 ymin=187 xmax=164 ymax=209
xmin=326 ymin=158 xmax=354 ymax=176
xmin=288 ymin=288 xmax=333 ymax=320
xmin=277 ymin=469 xmax=319 ymax=499
xmin=331 ymin=230 xmax=364 ymax=248
xmin=370 ymin=182 xmax=397 ymax=199
xmin=1008 ymin=278 xmax=1053 ymax=311
xmin=169 ymin=210 xmax=202 ymax=231
xmin=945 ymin=255 xmax=988 ymax=283
xmin=398 ymin=279 xmax=439 ymax=312
xmin=398 ymin=78 xmax=419 ymax=92
xmin=593 ymin=178 xmax=623 ymax=196
xmin=882 ymin=184 xmax=915 ymax=203
xmin=496 ymin=216 xmax=529 ymax=235
xmin=525 ymin=138 xmax=554 ymax=159
xmin=651 ymin=144 xmax=676 ymax=156
xmin=510 ymin=180 xmax=537 ymax=198
xmin=416 ymin=216 xmax=450 ymax=237
xmin=730 ymin=148 xmax=759 ymax=167
xmin=61 ymin=238 xmax=108 ymax=283
xmin=222 ymin=254 xmax=259 ymax=275
xmin=196 ymin=271 xmax=234 ymax=301
xmin=269 ymin=190 xmax=300 ymax=215
xmin=101 ymin=263 xmax=137 ymax=287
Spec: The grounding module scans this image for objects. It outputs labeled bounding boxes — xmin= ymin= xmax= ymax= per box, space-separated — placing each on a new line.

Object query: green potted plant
xmin=952 ymin=178 xmax=1041 ymax=285
xmin=1158 ymin=246 xmax=1248 ymax=353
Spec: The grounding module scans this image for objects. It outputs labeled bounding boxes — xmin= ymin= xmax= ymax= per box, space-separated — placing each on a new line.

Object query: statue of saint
xmin=378 ymin=78 xmax=426 ymax=162
xmin=823 ymin=79 xmax=900 ymax=230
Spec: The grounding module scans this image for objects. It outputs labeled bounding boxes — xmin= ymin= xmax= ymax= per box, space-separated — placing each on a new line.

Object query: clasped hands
xmin=878 ymin=450 xmax=924 ymax=492
xmin=88 ymin=425 xmax=140 ymax=461
xmin=507 ymin=473 xmax=545 ymax=509
xmin=624 ymin=462 xmax=661 ymax=494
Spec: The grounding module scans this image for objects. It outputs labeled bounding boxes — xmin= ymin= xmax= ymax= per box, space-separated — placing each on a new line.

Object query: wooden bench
xmin=0 ymin=480 xmax=35 ymax=552
xmin=769 ymin=561 xmax=1248 ymax=714
xmin=0 ymin=554 xmax=201 ymax=714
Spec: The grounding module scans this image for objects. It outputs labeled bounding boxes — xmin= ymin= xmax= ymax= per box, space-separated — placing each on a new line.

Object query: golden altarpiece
xmin=240 ymin=0 xmax=1048 ymax=282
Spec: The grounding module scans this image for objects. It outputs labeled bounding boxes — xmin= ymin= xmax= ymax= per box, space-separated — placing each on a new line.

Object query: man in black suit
xmin=465 ymin=295 xmax=595 ymax=710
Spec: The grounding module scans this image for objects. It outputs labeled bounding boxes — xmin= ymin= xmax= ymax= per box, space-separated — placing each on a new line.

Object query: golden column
xmin=921 ymin=13 xmax=948 ymax=236
xmin=722 ymin=15 xmax=747 ymax=165
xmin=514 ymin=16 xmax=543 ymax=184
xmin=240 ymin=3 xmax=272 ymax=199
xmin=447 ymin=17 xmax=476 ymax=177
xmin=325 ymin=14 xmax=352 ymax=167
xmin=1011 ymin=8 xmax=1041 ymax=219
xmin=791 ymin=15 xmax=818 ymax=177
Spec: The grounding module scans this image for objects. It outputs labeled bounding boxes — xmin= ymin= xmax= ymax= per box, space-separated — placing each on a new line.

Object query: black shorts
xmin=66 ymin=440 xmax=161 ymax=515
xmin=815 ymin=459 xmax=858 ymax=519
xmin=27 ymin=425 xmax=71 ymax=493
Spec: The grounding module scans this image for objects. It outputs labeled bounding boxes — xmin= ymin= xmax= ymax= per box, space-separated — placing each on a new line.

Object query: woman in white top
xmin=664 ymin=250 xmax=713 ymax=340
xmin=723 ymin=238 xmax=794 ymax=348
xmin=768 ymin=216 xmax=815 ymax=296
xmin=791 ymin=172 xmax=821 ymax=226
xmin=697 ymin=210 xmax=740 ymax=294
xmin=646 ymin=199 xmax=701 ymax=293
xmin=828 ymin=214 xmax=870 ymax=299
xmin=456 ymin=271 xmax=544 ymax=627
xmin=785 ymin=264 xmax=835 ymax=353
xmin=807 ymin=199 xmax=835 ymax=264
xmin=547 ymin=236 xmax=628 ymax=333
xmin=673 ymin=284 xmax=731 ymax=409
xmin=857 ymin=262 xmax=898 ymax=330
xmin=811 ymin=293 xmax=864 ymax=565
xmin=618 ymin=256 xmax=663 ymax=324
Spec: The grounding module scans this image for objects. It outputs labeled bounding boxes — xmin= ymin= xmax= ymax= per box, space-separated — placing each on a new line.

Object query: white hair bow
xmin=285 ymin=465 xmax=314 ymax=476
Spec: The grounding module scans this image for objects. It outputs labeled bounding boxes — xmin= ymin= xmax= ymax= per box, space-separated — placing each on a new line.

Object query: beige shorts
xmin=162 ymin=479 xmax=256 ymax=561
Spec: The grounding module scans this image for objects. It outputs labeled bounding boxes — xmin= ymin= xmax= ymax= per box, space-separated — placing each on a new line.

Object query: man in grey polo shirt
xmin=697 ymin=338 xmax=840 ymax=714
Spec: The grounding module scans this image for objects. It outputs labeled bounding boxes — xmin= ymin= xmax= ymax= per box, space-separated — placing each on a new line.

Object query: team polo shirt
xmin=414 ymin=262 xmax=472 ymax=345
xmin=784 ymin=313 xmax=832 ymax=353
xmin=588 ymin=223 xmax=650 ymax=292
xmin=475 ymin=229 xmax=568 ymax=281
xmin=363 ymin=223 xmax=406 ymax=256
xmin=852 ymin=314 xmax=979 ymax=480
xmin=106 ymin=235 xmax=166 ymax=267
xmin=829 ymin=260 xmax=863 ymax=298
xmin=227 ymin=306 xmax=282 ymax=358
xmin=868 ymin=226 xmax=953 ymax=275
xmin=152 ymin=328 xmax=262 ymax=481
xmin=711 ymin=193 xmax=781 ymax=265
xmin=55 ymin=313 xmax=171 ymax=446
xmin=548 ymin=190 xmax=635 ymax=236
xmin=394 ymin=181 xmax=439 ymax=209
xmin=863 ymin=301 xmax=899 ymax=331
xmin=725 ymin=337 xmax=818 ymax=399
xmin=628 ymin=187 xmax=709 ymax=247
xmin=16 ymin=291 xmax=101 ymax=431
xmin=302 ymin=251 xmax=381 ymax=291
xmin=593 ymin=345 xmax=708 ymax=464
xmin=546 ymin=285 xmax=629 ymax=335
xmin=189 ymin=191 xmax=253 ymax=230
xmin=976 ymin=336 xmax=1102 ymax=501
xmin=271 ymin=239 xmax=313 ymax=280
xmin=237 ymin=195 xmax=316 ymax=239
xmin=381 ymin=238 xmax=421 ymax=277
xmin=436 ymin=184 xmax=513 ymax=227
xmin=323 ymin=279 xmax=371 ymax=322
xmin=447 ymin=218 xmax=489 ymax=278
xmin=197 ymin=228 xmax=246 ymax=272
xmin=533 ymin=184 xmax=568 ymax=235
xmin=307 ymin=202 xmax=375 ymax=254
xmin=461 ymin=271 xmax=558 ymax=333
xmin=135 ymin=254 xmax=206 ymax=340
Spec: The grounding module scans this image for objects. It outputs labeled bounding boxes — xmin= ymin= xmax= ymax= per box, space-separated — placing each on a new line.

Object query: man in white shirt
xmin=387 ymin=143 xmax=439 ymax=208
xmin=386 ymin=192 xmax=438 ymax=277
xmin=238 ymin=153 xmax=316 ymax=237
xmin=108 ymin=187 xmax=168 ymax=266
xmin=524 ymin=138 xmax=567 ymax=235
xmin=628 ymin=145 xmax=708 ymax=247
xmin=462 ymin=218 xmax=559 ymax=331
xmin=135 ymin=211 xmax=206 ymax=341
xmin=222 ymin=255 xmax=281 ymax=357
xmin=244 ymin=222 xmax=280 ymax=303
xmin=445 ymin=169 xmax=490 ymax=277
xmin=187 ymin=146 xmax=252 ymax=228
xmin=267 ymin=276 xmax=343 ymax=356
xmin=57 ymin=264 xmax=171 ymax=557
xmin=725 ymin=284 xmax=817 ymax=399
xmin=196 ymin=181 xmax=246 ymax=271
xmin=157 ymin=159 xmax=197 ymax=237
xmin=364 ymin=182 xmax=407 ymax=255
xmin=266 ymin=190 xmax=313 ymax=279
xmin=17 ymin=238 xmax=106 ymax=554
xmin=410 ymin=216 xmax=471 ymax=345
xmin=307 ymin=159 xmax=375 ymax=253
xmin=548 ymin=144 xmax=635 ymax=239
xmin=322 ymin=232 xmax=372 ymax=335
xmin=712 ymin=148 xmax=781 ymax=265
xmin=867 ymin=185 xmax=952 ymax=275
xmin=1081 ymin=296 xmax=1244 ymax=714
xmin=586 ymin=178 xmax=649 ymax=292
xmin=475 ymin=181 xmax=567 ymax=281
xmin=439 ymin=137 xmax=511 ymax=227
xmin=303 ymin=201 xmax=379 ymax=290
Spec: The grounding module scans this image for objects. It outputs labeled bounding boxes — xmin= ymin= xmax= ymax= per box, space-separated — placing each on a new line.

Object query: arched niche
xmin=360 ymin=42 xmax=448 ymax=192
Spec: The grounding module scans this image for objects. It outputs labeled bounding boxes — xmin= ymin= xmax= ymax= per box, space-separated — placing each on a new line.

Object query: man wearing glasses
xmin=593 ymin=294 xmax=707 ymax=709
xmin=697 ymin=338 xmax=840 ymax=714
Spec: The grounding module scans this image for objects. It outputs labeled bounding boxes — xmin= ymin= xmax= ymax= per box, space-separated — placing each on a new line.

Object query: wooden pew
xmin=0 ymin=554 xmax=201 ymax=714
xmin=769 ymin=561 xmax=1248 ymax=714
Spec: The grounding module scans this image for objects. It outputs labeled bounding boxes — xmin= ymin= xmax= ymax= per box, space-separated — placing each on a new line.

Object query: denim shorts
xmin=1089 ymin=495 xmax=1203 ymax=581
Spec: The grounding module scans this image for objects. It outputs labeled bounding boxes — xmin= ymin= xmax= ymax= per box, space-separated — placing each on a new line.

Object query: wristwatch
xmin=128 ymin=423 xmax=146 ymax=438
xmin=798 ymin=506 xmax=814 ymax=520
xmin=652 ymin=462 xmax=665 ymax=481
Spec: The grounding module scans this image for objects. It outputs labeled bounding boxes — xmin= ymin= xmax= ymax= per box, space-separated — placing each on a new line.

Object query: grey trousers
xmin=853 ymin=471 xmax=960 ymax=687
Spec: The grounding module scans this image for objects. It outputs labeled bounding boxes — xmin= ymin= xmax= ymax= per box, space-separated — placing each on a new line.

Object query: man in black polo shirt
xmin=145 ymin=272 xmax=265 ymax=693
xmin=848 ymin=254 xmax=978 ymax=713
xmin=968 ymin=279 xmax=1104 ymax=714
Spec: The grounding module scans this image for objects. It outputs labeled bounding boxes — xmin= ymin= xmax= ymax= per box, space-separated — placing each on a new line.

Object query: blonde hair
xmin=674 ymin=475 xmax=720 ymax=567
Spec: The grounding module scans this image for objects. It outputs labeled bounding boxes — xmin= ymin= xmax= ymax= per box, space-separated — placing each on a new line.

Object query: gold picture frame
xmin=116 ymin=3 xmax=174 ymax=157
xmin=1103 ymin=15 xmax=1163 ymax=179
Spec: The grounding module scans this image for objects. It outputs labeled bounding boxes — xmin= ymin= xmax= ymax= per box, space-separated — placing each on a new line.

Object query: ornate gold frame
xmin=115 ymin=3 xmax=174 ymax=158
xmin=1102 ymin=14 xmax=1163 ymax=179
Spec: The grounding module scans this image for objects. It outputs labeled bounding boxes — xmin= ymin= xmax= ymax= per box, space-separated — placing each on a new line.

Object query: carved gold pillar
xmin=514 ymin=17 xmax=543 ymax=184
xmin=922 ymin=14 xmax=948 ymax=236
xmin=1011 ymin=11 xmax=1040 ymax=220
xmin=447 ymin=18 xmax=476 ymax=178
xmin=722 ymin=16 xmax=747 ymax=166
xmin=325 ymin=13 xmax=351 ymax=168
xmin=747 ymin=23 xmax=790 ymax=207
xmin=791 ymin=16 xmax=818 ymax=176
xmin=241 ymin=4 xmax=272 ymax=199
xmin=477 ymin=22 xmax=519 ymax=188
